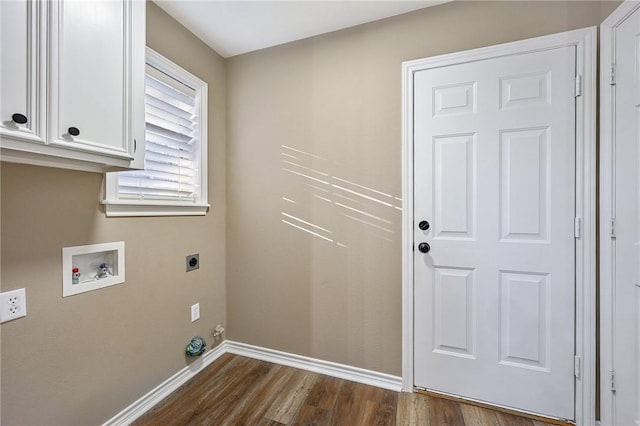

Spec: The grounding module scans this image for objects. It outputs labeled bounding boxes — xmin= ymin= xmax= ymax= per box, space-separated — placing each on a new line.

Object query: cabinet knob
xmin=11 ymin=113 xmax=28 ymax=124
xmin=68 ymin=127 xmax=80 ymax=136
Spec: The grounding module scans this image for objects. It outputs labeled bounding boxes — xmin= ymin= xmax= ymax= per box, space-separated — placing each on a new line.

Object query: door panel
xmin=58 ymin=0 xmax=123 ymax=149
xmin=500 ymin=128 xmax=548 ymax=241
xmin=0 ymin=0 xmax=45 ymax=143
xmin=414 ymin=46 xmax=576 ymax=420
xmin=499 ymin=271 xmax=549 ymax=371
xmin=434 ymin=134 xmax=476 ymax=239
xmin=432 ymin=266 xmax=475 ymax=358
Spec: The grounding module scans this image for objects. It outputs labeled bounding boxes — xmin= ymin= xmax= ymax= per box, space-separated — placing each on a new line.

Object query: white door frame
xmin=402 ymin=27 xmax=597 ymax=425
xmin=600 ymin=2 xmax=640 ymax=425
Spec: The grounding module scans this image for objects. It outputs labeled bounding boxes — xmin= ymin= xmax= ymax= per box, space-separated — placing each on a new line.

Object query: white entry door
xmin=601 ymin=2 xmax=640 ymax=425
xmin=413 ymin=45 xmax=577 ymax=420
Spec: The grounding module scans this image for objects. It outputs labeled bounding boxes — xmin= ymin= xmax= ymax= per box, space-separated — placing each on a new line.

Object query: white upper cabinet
xmin=0 ymin=0 xmax=145 ymax=172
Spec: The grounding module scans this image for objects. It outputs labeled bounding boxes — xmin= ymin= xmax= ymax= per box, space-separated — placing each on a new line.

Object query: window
xmin=104 ymin=47 xmax=208 ymax=216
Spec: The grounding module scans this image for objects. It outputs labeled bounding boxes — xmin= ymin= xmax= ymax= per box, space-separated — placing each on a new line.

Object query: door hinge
xmin=134 ymin=139 xmax=137 ymax=153
xmin=574 ymin=356 xmax=581 ymax=379
xmin=574 ymin=217 xmax=582 ymax=239
xmin=609 ymin=370 xmax=616 ymax=392
xmin=609 ymin=218 xmax=616 ymax=238
xmin=575 ymin=74 xmax=583 ymax=97
xmin=609 ymin=65 xmax=616 ymax=86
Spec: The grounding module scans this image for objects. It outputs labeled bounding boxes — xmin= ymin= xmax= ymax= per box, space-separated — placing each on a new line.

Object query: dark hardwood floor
xmin=133 ymin=353 xmax=562 ymax=426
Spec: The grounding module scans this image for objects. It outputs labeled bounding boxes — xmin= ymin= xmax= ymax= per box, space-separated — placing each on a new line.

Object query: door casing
xmin=600 ymin=2 xmax=640 ymax=425
xmin=402 ymin=27 xmax=597 ymax=425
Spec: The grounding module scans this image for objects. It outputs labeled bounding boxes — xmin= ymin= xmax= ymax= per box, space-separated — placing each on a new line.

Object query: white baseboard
xmin=224 ymin=340 xmax=402 ymax=392
xmin=102 ymin=342 xmax=226 ymax=426
xmin=104 ymin=340 xmax=402 ymax=425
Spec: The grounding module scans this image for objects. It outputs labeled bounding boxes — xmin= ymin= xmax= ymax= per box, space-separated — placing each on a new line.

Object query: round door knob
xmin=418 ymin=220 xmax=430 ymax=231
xmin=68 ymin=127 xmax=80 ymax=136
xmin=11 ymin=113 xmax=27 ymax=124
xmin=418 ymin=242 xmax=431 ymax=253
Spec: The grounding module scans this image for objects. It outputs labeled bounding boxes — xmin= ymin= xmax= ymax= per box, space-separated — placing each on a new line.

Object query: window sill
xmin=101 ymin=201 xmax=210 ymax=217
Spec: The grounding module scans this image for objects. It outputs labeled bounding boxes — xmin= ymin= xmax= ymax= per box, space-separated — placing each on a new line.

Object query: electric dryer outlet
xmin=186 ymin=254 xmax=199 ymax=272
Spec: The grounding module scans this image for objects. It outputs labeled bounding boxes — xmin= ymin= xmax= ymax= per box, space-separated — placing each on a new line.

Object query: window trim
xmin=103 ymin=47 xmax=209 ymax=217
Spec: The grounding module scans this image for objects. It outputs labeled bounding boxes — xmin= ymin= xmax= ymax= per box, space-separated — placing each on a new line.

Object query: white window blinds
xmin=118 ymin=64 xmax=201 ymax=202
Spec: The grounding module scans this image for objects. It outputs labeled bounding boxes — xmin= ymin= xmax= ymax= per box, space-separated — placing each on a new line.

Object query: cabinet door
xmin=48 ymin=0 xmax=135 ymax=163
xmin=0 ymin=0 xmax=46 ymax=144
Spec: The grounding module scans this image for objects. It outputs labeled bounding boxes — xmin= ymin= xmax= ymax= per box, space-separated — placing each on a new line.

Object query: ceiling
xmin=153 ymin=0 xmax=449 ymax=58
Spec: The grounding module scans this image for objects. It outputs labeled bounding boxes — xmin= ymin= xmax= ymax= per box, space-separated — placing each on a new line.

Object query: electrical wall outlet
xmin=191 ymin=303 xmax=200 ymax=322
xmin=186 ymin=254 xmax=199 ymax=272
xmin=1 ymin=288 xmax=27 ymax=323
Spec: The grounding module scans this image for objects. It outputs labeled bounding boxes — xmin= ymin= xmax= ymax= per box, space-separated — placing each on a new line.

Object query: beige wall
xmin=226 ymin=1 xmax=619 ymax=376
xmin=0 ymin=3 xmax=226 ymax=425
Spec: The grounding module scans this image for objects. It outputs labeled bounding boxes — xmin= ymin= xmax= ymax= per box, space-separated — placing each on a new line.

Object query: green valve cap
xmin=186 ymin=336 xmax=206 ymax=357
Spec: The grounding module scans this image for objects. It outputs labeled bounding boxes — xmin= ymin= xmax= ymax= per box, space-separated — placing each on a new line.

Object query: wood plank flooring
xmin=133 ymin=354 xmax=562 ymax=426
